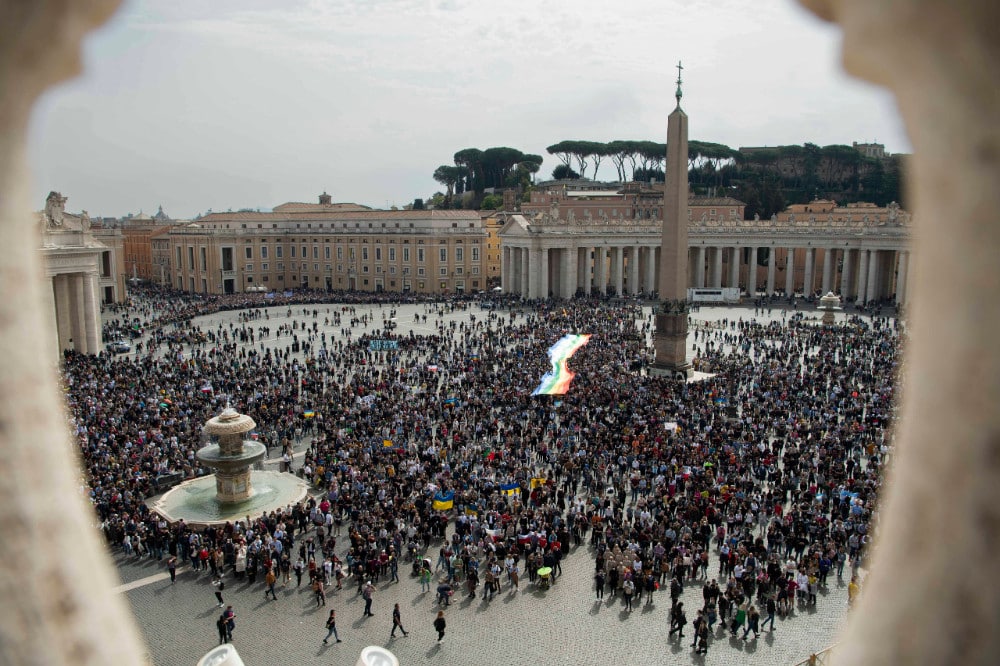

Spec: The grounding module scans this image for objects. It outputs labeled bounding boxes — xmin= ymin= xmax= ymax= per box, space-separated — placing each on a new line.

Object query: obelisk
xmin=650 ymin=62 xmax=694 ymax=380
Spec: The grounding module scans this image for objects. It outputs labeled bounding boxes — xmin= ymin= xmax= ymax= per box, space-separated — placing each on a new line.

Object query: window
xmin=188 ymin=247 xmax=195 ymax=270
xmin=376 ymin=266 xmax=382 ymax=273
xmin=375 ymin=247 xmax=381 ymax=261
xmin=263 ymin=276 xmax=269 ymax=283
xmin=472 ymin=267 xmax=479 ymax=275
xmin=246 ymin=264 xmax=253 ymax=272
xmin=200 ymin=247 xmax=207 ymax=271
xmin=325 ymin=246 xmax=331 ymax=260
xmin=314 ymin=263 xmax=319 ymax=271
xmin=710 ymin=209 xmax=716 ymax=215
xmin=389 ymin=266 xmax=396 ymax=274
xmin=455 ymin=267 xmax=463 ymax=275
xmin=277 ymin=263 xmax=284 ymax=270
xmin=440 ymin=267 xmax=447 ymax=276
xmin=313 ymin=246 xmax=318 ymax=259
xmin=276 ymin=246 xmax=283 ymax=258
xmin=362 ymin=247 xmax=369 ymax=261
xmin=418 ymin=267 xmax=425 ymax=276
xmin=388 ymin=248 xmax=395 ymax=262
xmin=402 ymin=247 xmax=409 ymax=262
xmin=349 ymin=248 xmax=356 ymax=260
xmin=455 ymin=247 xmax=463 ymax=262
xmin=301 ymin=245 xmax=306 ymax=259
xmin=337 ymin=247 xmax=343 ymax=260
xmin=245 ymin=247 xmax=253 ymax=259
xmin=439 ymin=247 xmax=447 ymax=263
xmin=363 ymin=266 xmax=369 ymax=273
xmin=472 ymin=247 xmax=480 ymax=261
xmin=261 ymin=263 xmax=269 ymax=271
xmin=260 ymin=246 xmax=268 ymax=259
xmin=417 ymin=248 xmax=425 ymax=263
xmin=291 ymin=246 xmax=296 ymax=258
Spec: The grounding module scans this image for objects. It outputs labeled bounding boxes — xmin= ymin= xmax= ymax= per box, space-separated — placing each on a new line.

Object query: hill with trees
xmin=423 ymin=140 xmax=904 ymax=217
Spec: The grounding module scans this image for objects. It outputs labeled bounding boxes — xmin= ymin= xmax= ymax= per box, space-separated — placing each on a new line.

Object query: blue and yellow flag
xmin=500 ymin=482 xmax=519 ymax=496
xmin=432 ymin=491 xmax=454 ymax=511
xmin=530 ymin=477 xmax=547 ymax=490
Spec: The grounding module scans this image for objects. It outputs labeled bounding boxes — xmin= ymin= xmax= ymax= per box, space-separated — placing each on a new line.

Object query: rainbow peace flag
xmin=531 ymin=334 xmax=591 ymax=395
xmin=303 ymin=411 xmax=316 ymax=419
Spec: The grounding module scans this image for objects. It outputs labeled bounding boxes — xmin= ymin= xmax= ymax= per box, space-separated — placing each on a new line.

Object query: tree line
xmin=425 ymin=140 xmax=904 ymax=217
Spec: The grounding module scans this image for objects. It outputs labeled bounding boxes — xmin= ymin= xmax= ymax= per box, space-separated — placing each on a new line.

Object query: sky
xmin=27 ymin=0 xmax=910 ymax=220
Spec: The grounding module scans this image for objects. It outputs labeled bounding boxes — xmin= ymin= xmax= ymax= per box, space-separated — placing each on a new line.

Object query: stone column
xmin=645 ymin=246 xmax=657 ymax=295
xmin=54 ymin=274 xmax=72 ymax=351
xmin=610 ymin=246 xmax=623 ymax=296
xmin=766 ymin=247 xmax=776 ymax=295
xmin=84 ymin=271 xmax=99 ymax=354
xmin=628 ymin=246 xmax=640 ymax=296
xmin=593 ymin=247 xmax=606 ymax=295
xmin=841 ymin=248 xmax=853 ymax=297
xmin=711 ymin=247 xmax=723 ymax=288
xmin=822 ymin=248 xmax=834 ymax=294
xmin=785 ymin=248 xmax=795 ymax=296
xmin=728 ymin=246 xmax=740 ymax=290
xmin=856 ymin=249 xmax=869 ymax=303
xmin=695 ymin=246 xmax=706 ymax=288
xmin=527 ymin=248 xmax=540 ymax=298
xmin=896 ymin=250 xmax=909 ymax=305
xmin=520 ymin=248 xmax=529 ymax=297
xmin=866 ymin=248 xmax=879 ymax=303
xmin=69 ymin=273 xmax=84 ymax=353
xmin=561 ymin=246 xmax=577 ymax=299
xmin=577 ymin=247 xmax=588 ymax=296
xmin=539 ymin=247 xmax=549 ymax=298
xmin=502 ymin=246 xmax=510 ymax=293
xmin=803 ymin=247 xmax=815 ymax=297
xmin=748 ymin=246 xmax=758 ymax=297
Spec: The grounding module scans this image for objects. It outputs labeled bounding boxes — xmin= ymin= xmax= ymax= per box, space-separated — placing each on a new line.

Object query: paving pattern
xmin=110 ymin=299 xmax=872 ymax=665
xmin=118 ymin=525 xmax=851 ymax=666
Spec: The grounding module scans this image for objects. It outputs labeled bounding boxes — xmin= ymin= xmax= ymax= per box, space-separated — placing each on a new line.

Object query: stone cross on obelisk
xmin=650 ymin=61 xmax=694 ymax=380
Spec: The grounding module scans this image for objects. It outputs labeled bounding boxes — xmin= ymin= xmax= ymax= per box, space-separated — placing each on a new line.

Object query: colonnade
xmin=503 ymin=242 xmax=911 ymax=305
xmin=503 ymin=244 xmax=662 ymax=299
xmin=50 ymin=271 xmax=102 ymax=354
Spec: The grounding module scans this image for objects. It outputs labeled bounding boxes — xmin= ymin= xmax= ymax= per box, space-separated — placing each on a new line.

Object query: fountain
xmin=817 ymin=291 xmax=843 ymax=325
xmin=150 ymin=406 xmax=309 ymax=527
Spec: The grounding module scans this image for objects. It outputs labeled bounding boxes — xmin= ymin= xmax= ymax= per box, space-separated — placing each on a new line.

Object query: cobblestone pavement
xmin=118 ymin=528 xmax=852 ymax=666
xmin=112 ymin=300 xmax=873 ymax=664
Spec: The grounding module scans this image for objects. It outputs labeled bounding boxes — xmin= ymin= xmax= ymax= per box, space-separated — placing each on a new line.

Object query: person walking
xmin=322 ymin=609 xmax=342 ymax=644
xmin=595 ymin=569 xmax=605 ymax=599
xmin=212 ymin=576 xmax=225 ymax=607
xmin=313 ymin=576 xmax=326 ymax=607
xmin=622 ymin=577 xmax=635 ymax=612
xmin=222 ymin=606 xmax=235 ymax=642
xmin=420 ymin=565 xmax=432 ymax=593
xmin=669 ymin=601 xmax=687 ymax=639
xmin=433 ymin=610 xmax=446 ymax=642
xmin=265 ymin=568 xmax=278 ymax=601
xmin=390 ymin=603 xmax=409 ymax=638
xmin=742 ymin=605 xmax=760 ymax=640
xmin=216 ymin=612 xmax=228 ymax=645
xmin=362 ymin=581 xmax=375 ymax=617
xmin=762 ymin=595 xmax=777 ymax=632
xmin=167 ymin=556 xmax=177 ymax=583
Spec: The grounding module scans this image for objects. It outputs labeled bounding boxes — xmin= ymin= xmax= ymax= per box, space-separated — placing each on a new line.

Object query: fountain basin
xmin=149 ymin=471 xmax=310 ymax=528
xmin=195 ymin=441 xmax=267 ymax=472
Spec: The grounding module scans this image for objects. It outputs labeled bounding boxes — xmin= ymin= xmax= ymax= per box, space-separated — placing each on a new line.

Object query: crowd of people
xmin=74 ymin=285 xmax=898 ymax=654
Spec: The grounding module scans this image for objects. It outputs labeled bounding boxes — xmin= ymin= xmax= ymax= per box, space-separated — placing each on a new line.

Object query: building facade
xmin=166 ymin=195 xmax=489 ymax=295
xmin=500 ymin=192 xmax=912 ymax=304
xmin=38 ymin=192 xmax=125 ymax=356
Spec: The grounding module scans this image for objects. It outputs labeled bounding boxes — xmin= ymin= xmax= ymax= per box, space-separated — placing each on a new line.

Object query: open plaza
xmin=83 ymin=292 xmax=892 ymax=665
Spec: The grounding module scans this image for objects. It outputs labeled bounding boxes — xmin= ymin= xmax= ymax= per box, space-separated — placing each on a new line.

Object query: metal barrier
xmin=792 ymin=644 xmax=836 ymax=666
